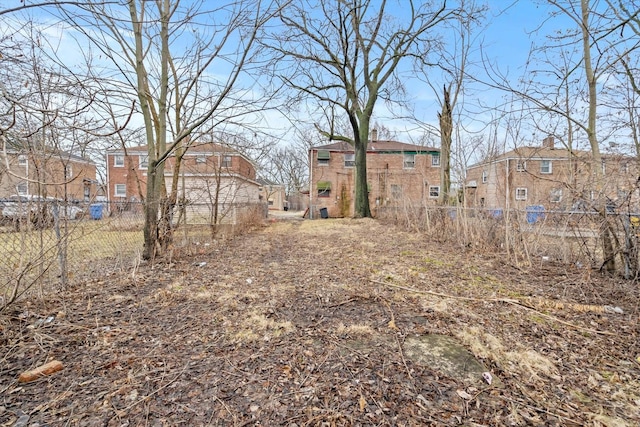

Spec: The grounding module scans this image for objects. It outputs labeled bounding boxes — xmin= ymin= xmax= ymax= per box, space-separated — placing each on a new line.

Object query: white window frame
xmin=428 ymin=185 xmax=440 ymax=199
xmin=114 ymin=184 xmax=126 ymax=197
xmin=481 ymin=170 xmax=488 ymax=183
xmin=139 ymin=154 xmax=149 ymax=169
xmin=65 ymin=164 xmax=73 ymax=179
xmin=114 ymin=155 xmax=125 ymax=167
xmin=344 ymin=153 xmax=355 ymax=167
xmin=18 ymin=155 xmax=27 ymax=166
xmin=431 ymin=153 xmax=441 ymax=167
xmin=16 ymin=181 xmax=28 ymax=195
xmin=403 ymin=153 xmax=416 ymax=169
xmin=540 ymin=160 xmax=552 ymax=174
xmin=221 ymin=155 xmax=232 ymax=168
xmin=196 ymin=155 xmax=207 ymax=164
xmin=550 ymin=188 xmax=562 ymax=203
xmin=391 ymin=184 xmax=402 ymax=199
xmin=515 ymin=187 xmax=528 ymax=200
xmin=516 ymin=160 xmax=526 ymax=172
xmin=601 ymin=160 xmax=606 ymax=174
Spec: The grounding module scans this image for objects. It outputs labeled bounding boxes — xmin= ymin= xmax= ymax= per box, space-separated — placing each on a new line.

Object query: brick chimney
xmin=542 ymin=136 xmax=555 ymax=149
xmin=371 ymin=129 xmax=378 ymax=143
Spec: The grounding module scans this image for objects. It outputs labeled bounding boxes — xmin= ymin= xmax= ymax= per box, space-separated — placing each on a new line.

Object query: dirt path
xmin=1 ymin=218 xmax=639 ymax=426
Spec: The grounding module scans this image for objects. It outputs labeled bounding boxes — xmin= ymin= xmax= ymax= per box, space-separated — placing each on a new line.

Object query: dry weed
xmin=456 ymin=325 xmax=560 ymax=381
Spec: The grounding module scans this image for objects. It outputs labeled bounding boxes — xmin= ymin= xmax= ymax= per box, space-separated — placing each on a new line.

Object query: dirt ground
xmin=1 ymin=218 xmax=639 ymax=426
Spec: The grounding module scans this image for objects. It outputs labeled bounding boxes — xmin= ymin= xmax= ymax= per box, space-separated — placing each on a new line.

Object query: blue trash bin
xmin=526 ymin=205 xmax=545 ymax=224
xmin=319 ymin=207 xmax=329 ymax=219
xmin=89 ymin=204 xmax=103 ymax=220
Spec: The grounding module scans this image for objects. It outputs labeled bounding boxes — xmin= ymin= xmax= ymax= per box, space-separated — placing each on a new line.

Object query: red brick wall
xmin=311 ymin=150 xmax=441 ymax=217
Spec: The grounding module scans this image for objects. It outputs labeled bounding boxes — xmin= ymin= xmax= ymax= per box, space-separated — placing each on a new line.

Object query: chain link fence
xmin=377 ymin=204 xmax=640 ymax=279
xmin=0 ymin=199 xmax=267 ymax=310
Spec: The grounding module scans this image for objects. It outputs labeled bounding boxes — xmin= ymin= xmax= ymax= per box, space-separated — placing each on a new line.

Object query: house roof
xmin=107 ymin=141 xmax=257 ymax=166
xmin=107 ymin=141 xmax=238 ymax=154
xmin=6 ymin=144 xmax=95 ymax=165
xmin=312 ymin=140 xmax=439 ymax=153
xmin=467 ymin=146 xmax=594 ymax=170
xmin=256 ymin=177 xmax=284 ymax=187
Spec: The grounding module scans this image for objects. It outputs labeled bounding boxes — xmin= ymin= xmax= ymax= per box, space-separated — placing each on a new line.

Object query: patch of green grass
xmin=423 ymin=257 xmax=449 ymax=267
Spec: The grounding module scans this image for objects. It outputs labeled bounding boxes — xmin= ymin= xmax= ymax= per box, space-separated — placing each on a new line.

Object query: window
xmin=515 ymin=187 xmax=527 ymax=200
xmin=601 ymin=160 xmax=606 ymax=174
xmin=403 ymin=153 xmax=415 ymax=168
xmin=623 ymin=162 xmax=629 ymax=174
xmin=391 ymin=184 xmax=402 ymax=199
xmin=65 ymin=165 xmax=73 ymax=179
xmin=540 ymin=160 xmax=552 ymax=174
xmin=481 ymin=170 xmax=488 ymax=183
xmin=429 ymin=185 xmax=440 ymax=198
xmin=317 ymin=150 xmax=330 ymax=166
xmin=550 ymin=188 xmax=562 ymax=203
xmin=344 ymin=153 xmax=355 ymax=167
xmin=114 ymin=155 xmax=125 ymax=167
xmin=16 ymin=182 xmax=28 ymax=195
xmin=516 ymin=160 xmax=526 ymax=172
xmin=115 ymin=184 xmax=126 ymax=197
xmin=431 ymin=153 xmax=440 ymax=167
xmin=18 ymin=155 xmax=27 ymax=166
xmin=139 ymin=155 xmax=149 ymax=168
xmin=221 ymin=155 xmax=232 ymax=168
xmin=317 ymin=181 xmax=331 ymax=198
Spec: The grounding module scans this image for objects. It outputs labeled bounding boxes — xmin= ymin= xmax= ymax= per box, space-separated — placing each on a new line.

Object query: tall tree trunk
xmin=580 ymin=0 xmax=615 ymax=272
xmin=128 ymin=1 xmax=160 ymax=260
xmin=438 ymin=84 xmax=452 ymax=205
xmin=155 ymin=0 xmax=171 ymax=255
xmin=354 ymin=119 xmax=372 ymax=218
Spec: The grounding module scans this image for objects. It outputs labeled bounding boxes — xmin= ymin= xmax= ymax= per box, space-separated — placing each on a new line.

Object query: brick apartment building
xmin=0 ymin=146 xmax=98 ymax=202
xmin=465 ymin=136 xmax=639 ymax=211
xmin=309 ymin=132 xmax=442 ymax=218
xmin=106 ymin=141 xmax=261 ymax=210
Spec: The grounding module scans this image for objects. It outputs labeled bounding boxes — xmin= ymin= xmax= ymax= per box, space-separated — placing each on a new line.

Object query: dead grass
xmin=1 ymin=218 xmax=639 ymax=426
xmin=456 ymin=327 xmax=561 ymax=381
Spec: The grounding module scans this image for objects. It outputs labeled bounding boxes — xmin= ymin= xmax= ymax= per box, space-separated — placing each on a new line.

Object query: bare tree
xmin=479 ymin=0 xmax=640 ymax=272
xmin=413 ymin=1 xmax=485 ymax=204
xmin=58 ymin=0 xmax=280 ymax=259
xmin=0 ymin=17 xmax=104 ymax=307
xmin=0 ymin=1 xmax=119 ymax=17
xmin=265 ymin=0 xmax=455 ymax=217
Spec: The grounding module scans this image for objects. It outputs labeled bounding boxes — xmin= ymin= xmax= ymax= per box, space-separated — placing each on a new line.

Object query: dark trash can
xmin=90 ymin=204 xmax=103 ymax=220
xmin=319 ymin=207 xmax=329 ymax=219
xmin=526 ymin=205 xmax=545 ymax=224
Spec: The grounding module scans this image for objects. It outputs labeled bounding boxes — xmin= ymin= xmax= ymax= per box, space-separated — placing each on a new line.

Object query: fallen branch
xmin=372 ymin=280 xmax=615 ymax=336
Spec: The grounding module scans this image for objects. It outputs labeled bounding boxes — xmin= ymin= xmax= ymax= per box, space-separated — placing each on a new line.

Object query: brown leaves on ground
xmin=1 ymin=218 xmax=639 ymax=426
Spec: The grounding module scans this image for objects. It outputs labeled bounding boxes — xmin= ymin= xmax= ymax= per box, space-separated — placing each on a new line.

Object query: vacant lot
xmin=1 ymin=218 xmax=639 ymax=426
